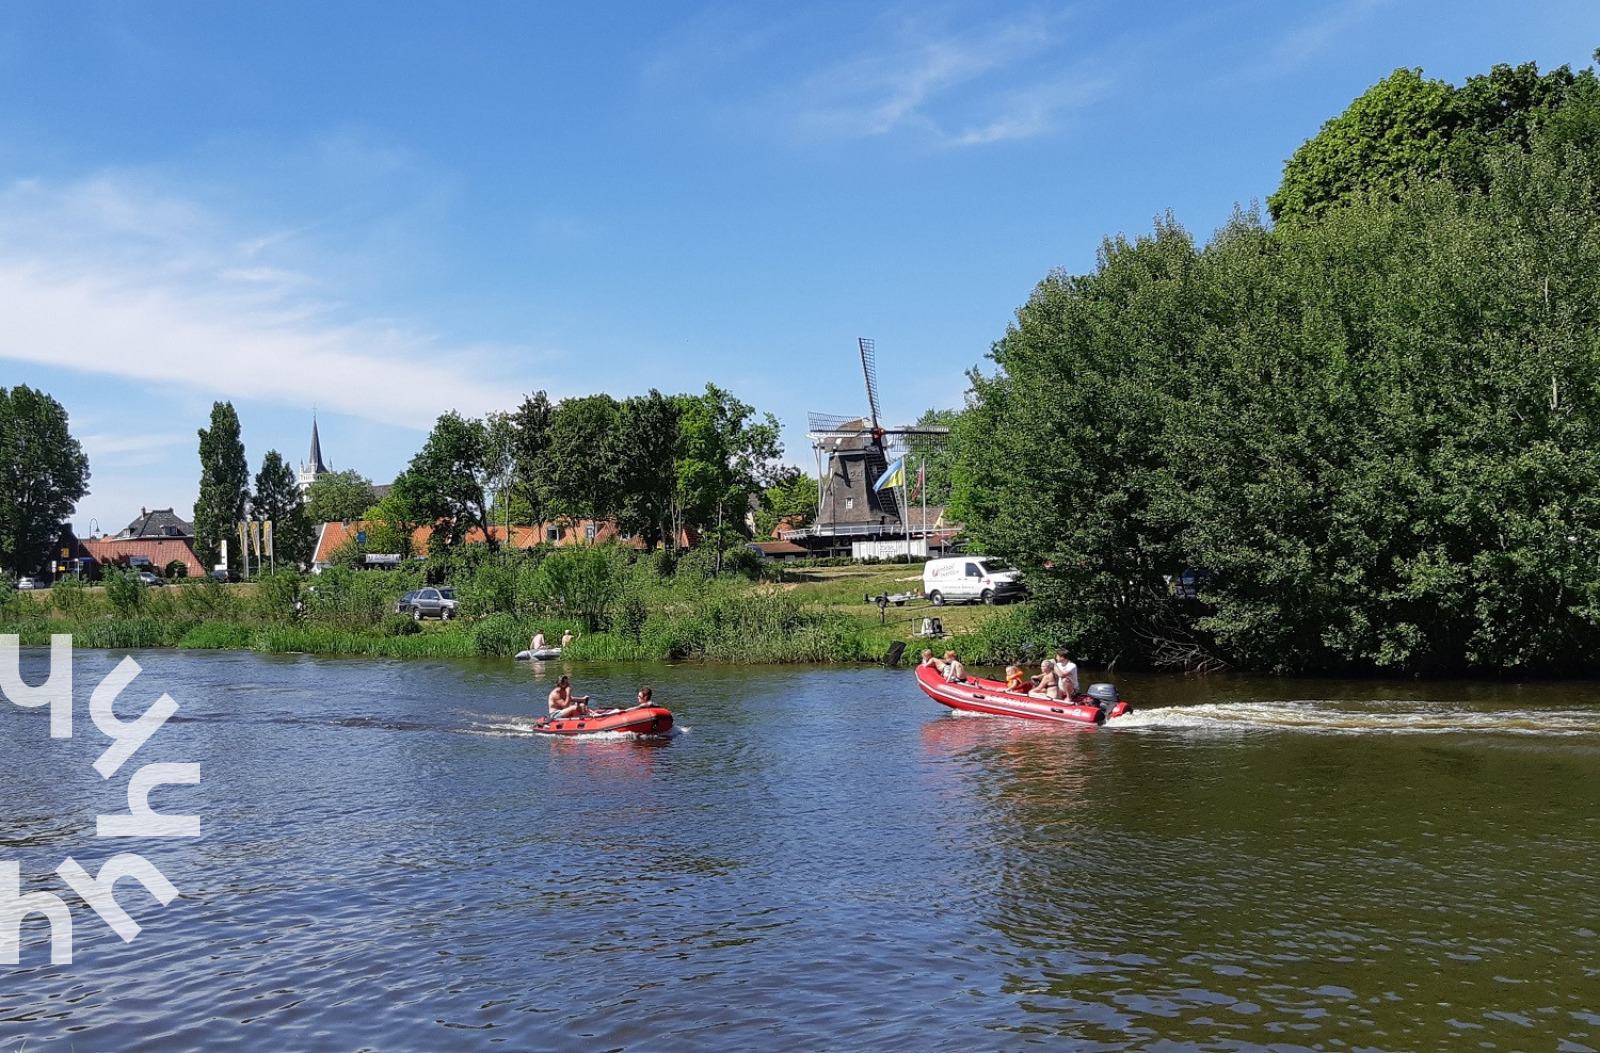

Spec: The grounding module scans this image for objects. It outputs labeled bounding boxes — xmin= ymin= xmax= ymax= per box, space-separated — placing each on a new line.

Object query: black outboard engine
xmin=1086 ymin=683 xmax=1120 ymax=718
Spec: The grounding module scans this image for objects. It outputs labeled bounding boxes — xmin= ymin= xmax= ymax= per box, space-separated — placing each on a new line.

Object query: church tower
xmin=297 ymin=416 xmax=330 ymax=493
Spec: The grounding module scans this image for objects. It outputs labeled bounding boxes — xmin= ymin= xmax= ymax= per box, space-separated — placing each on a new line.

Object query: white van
xmin=923 ymin=556 xmax=1026 ymax=606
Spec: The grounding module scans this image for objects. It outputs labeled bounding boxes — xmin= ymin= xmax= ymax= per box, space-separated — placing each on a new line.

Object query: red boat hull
xmin=533 ymin=705 xmax=674 ymax=737
xmin=914 ymin=665 xmax=1129 ymax=725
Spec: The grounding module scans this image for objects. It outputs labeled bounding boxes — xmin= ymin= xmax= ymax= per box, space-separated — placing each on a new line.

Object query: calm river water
xmin=2 ymin=649 xmax=1598 ymax=1051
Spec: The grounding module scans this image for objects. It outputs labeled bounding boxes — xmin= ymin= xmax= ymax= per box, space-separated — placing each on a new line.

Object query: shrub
xmin=49 ymin=575 xmax=96 ymax=620
xmin=472 ymin=611 xmax=535 ymax=657
xmin=254 ymin=568 xmax=304 ymax=622
xmin=102 ymin=569 xmax=145 ymax=617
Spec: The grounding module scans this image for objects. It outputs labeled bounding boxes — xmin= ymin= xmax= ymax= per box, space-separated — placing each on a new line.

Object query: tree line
xmin=950 ymin=53 xmax=1600 ymax=675
xmin=217 ymin=382 xmax=796 ymax=569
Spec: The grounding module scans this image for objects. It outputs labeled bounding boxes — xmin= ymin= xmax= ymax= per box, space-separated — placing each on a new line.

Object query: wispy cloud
xmin=1233 ymin=0 xmax=1392 ymax=83
xmin=653 ymin=7 xmax=1107 ymax=149
xmin=0 ymin=176 xmax=527 ymax=429
xmin=78 ymin=431 xmax=192 ymax=469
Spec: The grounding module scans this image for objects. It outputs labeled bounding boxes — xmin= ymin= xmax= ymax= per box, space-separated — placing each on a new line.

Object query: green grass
xmin=1 ymin=560 xmax=1022 ymax=665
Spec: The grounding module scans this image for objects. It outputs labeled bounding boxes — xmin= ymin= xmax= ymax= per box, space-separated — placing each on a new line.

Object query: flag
xmin=249 ymin=520 xmax=261 ymax=558
xmin=237 ymin=521 xmax=248 ymax=563
xmin=264 ymin=520 xmax=274 ymax=559
xmin=873 ymin=456 xmax=905 ymax=492
xmin=909 ymin=461 xmax=925 ymax=502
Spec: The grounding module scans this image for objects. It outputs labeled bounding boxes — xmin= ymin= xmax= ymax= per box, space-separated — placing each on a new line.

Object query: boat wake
xmin=1114 ymin=699 xmax=1600 ymax=738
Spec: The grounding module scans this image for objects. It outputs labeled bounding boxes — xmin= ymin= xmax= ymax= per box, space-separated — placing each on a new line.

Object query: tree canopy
xmin=304 ymin=469 xmax=379 ymax=524
xmin=0 ymin=386 xmax=89 ymax=577
xmin=954 ymin=57 xmax=1600 ymax=675
xmin=194 ymin=401 xmax=249 ymax=571
xmin=250 ymin=450 xmax=315 ymax=568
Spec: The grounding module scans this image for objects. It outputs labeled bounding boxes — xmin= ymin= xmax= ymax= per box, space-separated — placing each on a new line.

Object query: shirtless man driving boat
xmin=548 ymin=675 xmax=591 ymax=718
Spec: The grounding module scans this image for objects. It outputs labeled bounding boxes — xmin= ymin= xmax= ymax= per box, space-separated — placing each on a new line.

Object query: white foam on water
xmin=1112 ymin=700 xmax=1600 ymax=737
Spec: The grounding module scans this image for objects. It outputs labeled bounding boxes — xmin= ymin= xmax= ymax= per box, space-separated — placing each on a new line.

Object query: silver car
xmin=397 ymin=586 xmax=458 ymax=620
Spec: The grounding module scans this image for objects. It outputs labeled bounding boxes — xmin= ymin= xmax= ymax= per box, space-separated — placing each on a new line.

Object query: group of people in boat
xmin=547 ymin=675 xmax=654 ymax=719
xmin=530 ymin=629 xmax=578 ymax=651
xmin=921 ymin=647 xmax=1082 ymax=701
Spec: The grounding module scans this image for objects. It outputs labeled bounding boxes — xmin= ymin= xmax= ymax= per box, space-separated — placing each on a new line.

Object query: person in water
xmin=942 ymin=651 xmax=966 ymax=683
xmin=1054 ymin=649 xmax=1080 ymax=699
xmin=561 ymin=629 xmax=576 ymax=647
xmin=547 ymin=674 xmax=591 ymax=718
xmin=1005 ymin=664 xmax=1025 ymax=691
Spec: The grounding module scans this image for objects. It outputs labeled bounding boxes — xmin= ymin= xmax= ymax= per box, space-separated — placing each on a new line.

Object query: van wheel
xmin=929 ymin=591 xmax=944 ymax=606
xmin=981 ymin=589 xmax=995 ymax=605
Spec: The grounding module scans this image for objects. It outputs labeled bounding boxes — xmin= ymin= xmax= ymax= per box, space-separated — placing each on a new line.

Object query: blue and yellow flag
xmin=873 ymin=456 xmax=906 ymax=492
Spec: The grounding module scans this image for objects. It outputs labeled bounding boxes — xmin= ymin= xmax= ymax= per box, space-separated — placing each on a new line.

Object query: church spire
xmin=308 ymin=415 xmax=328 ymax=474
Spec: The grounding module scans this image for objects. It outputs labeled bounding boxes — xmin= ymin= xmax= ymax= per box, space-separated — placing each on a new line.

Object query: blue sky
xmin=0 ymin=1 xmax=1595 ymax=536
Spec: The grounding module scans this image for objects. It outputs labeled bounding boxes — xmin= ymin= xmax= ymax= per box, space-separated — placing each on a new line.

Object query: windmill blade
xmin=858 ymin=337 xmax=882 ymax=433
xmin=807 ymin=412 xmax=860 ymax=435
xmin=879 ymin=425 xmax=952 ymax=436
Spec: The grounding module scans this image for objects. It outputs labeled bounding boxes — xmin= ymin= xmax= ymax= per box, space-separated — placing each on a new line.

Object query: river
xmin=1 ymin=649 xmax=1597 ymax=1050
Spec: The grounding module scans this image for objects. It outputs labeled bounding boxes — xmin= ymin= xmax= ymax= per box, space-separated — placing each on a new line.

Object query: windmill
xmin=801 ymin=338 xmax=950 ymax=548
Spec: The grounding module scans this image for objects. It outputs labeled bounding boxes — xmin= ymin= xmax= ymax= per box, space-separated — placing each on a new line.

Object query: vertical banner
xmin=264 ymin=521 xmax=274 ymax=559
xmin=237 ymin=522 xmax=248 ymax=571
xmin=249 ymin=521 xmax=261 ymax=558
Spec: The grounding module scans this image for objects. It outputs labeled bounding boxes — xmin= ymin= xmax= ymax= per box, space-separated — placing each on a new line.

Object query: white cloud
xmin=0 ymin=176 xmax=528 ymax=429
xmin=784 ymin=14 xmax=1101 ymax=147
xmin=79 ymin=431 xmax=192 ymax=469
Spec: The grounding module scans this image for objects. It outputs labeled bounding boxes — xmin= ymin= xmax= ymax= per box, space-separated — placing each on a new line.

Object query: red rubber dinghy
xmin=914 ymin=664 xmax=1132 ymax=725
xmin=532 ymin=705 xmax=674 ymax=737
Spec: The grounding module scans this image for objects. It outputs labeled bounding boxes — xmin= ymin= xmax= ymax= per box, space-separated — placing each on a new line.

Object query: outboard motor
xmin=1086 ymin=683 xmax=1120 ymax=719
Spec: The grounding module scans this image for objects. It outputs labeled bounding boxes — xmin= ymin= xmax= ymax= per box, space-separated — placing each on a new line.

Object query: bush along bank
xmin=0 ymin=546 xmax=907 ymax=664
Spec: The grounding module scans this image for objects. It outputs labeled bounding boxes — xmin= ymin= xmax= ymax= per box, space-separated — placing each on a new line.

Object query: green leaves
xmin=194 ymin=401 xmax=249 ymax=571
xmin=0 ymin=385 xmax=89 ymax=578
xmin=959 ymin=105 xmax=1600 ymax=673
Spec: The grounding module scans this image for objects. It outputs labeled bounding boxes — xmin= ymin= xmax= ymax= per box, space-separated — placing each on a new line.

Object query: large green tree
xmin=1271 ymin=57 xmax=1600 ymax=224
xmin=956 ymin=107 xmax=1600 ymax=675
xmin=401 ymin=411 xmax=496 ymax=552
xmin=506 ymin=391 xmax=553 ymax=528
xmin=753 ymin=467 xmax=817 ymax=540
xmin=250 ymin=450 xmax=315 ymax=568
xmin=673 ymin=383 xmax=782 ymax=550
xmin=543 ymin=394 xmax=622 ymax=530
xmin=615 ymin=390 xmax=681 ymax=550
xmin=0 ymin=386 xmax=89 ymax=577
xmin=194 ymin=401 xmax=249 ymax=571
xmin=303 ymin=469 xmax=378 ymax=524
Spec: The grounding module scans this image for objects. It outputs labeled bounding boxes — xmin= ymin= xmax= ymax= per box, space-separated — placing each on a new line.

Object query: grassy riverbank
xmin=0 ymin=559 xmax=1025 ymax=665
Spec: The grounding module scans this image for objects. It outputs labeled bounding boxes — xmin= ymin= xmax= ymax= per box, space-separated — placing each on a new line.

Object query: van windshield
xmin=977 ymin=560 xmax=1013 ymax=575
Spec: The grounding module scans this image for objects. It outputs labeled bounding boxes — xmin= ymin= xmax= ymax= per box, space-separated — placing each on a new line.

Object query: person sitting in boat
xmin=1004 ymin=664 xmax=1026 ymax=692
xmin=548 ymin=674 xmax=591 ymax=718
xmin=634 ymin=686 xmax=653 ymax=709
xmin=1030 ymin=659 xmax=1063 ymax=700
xmin=919 ymin=648 xmax=944 ymax=671
xmin=1054 ymin=649 xmax=1080 ymax=699
xmin=530 ymin=630 xmax=548 ymax=652
xmin=942 ymin=651 xmax=966 ymax=683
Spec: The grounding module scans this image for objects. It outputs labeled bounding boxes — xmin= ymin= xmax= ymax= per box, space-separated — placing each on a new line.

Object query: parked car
xmin=209 ymin=568 xmax=241 ymax=583
xmin=395 ymin=586 xmax=458 ymax=620
xmin=15 ymin=576 xmax=40 ymax=590
xmin=922 ymin=556 xmax=1026 ymax=606
xmin=137 ymin=571 xmax=165 ymax=587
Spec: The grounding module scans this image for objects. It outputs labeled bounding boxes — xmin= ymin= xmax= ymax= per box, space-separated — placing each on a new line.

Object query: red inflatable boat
xmin=914 ymin=664 xmax=1132 ymax=725
xmin=532 ymin=705 xmax=674 ymax=737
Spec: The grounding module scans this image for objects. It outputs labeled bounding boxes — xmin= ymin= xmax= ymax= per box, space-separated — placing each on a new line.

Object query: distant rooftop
xmin=115 ymin=507 xmax=194 ymax=540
